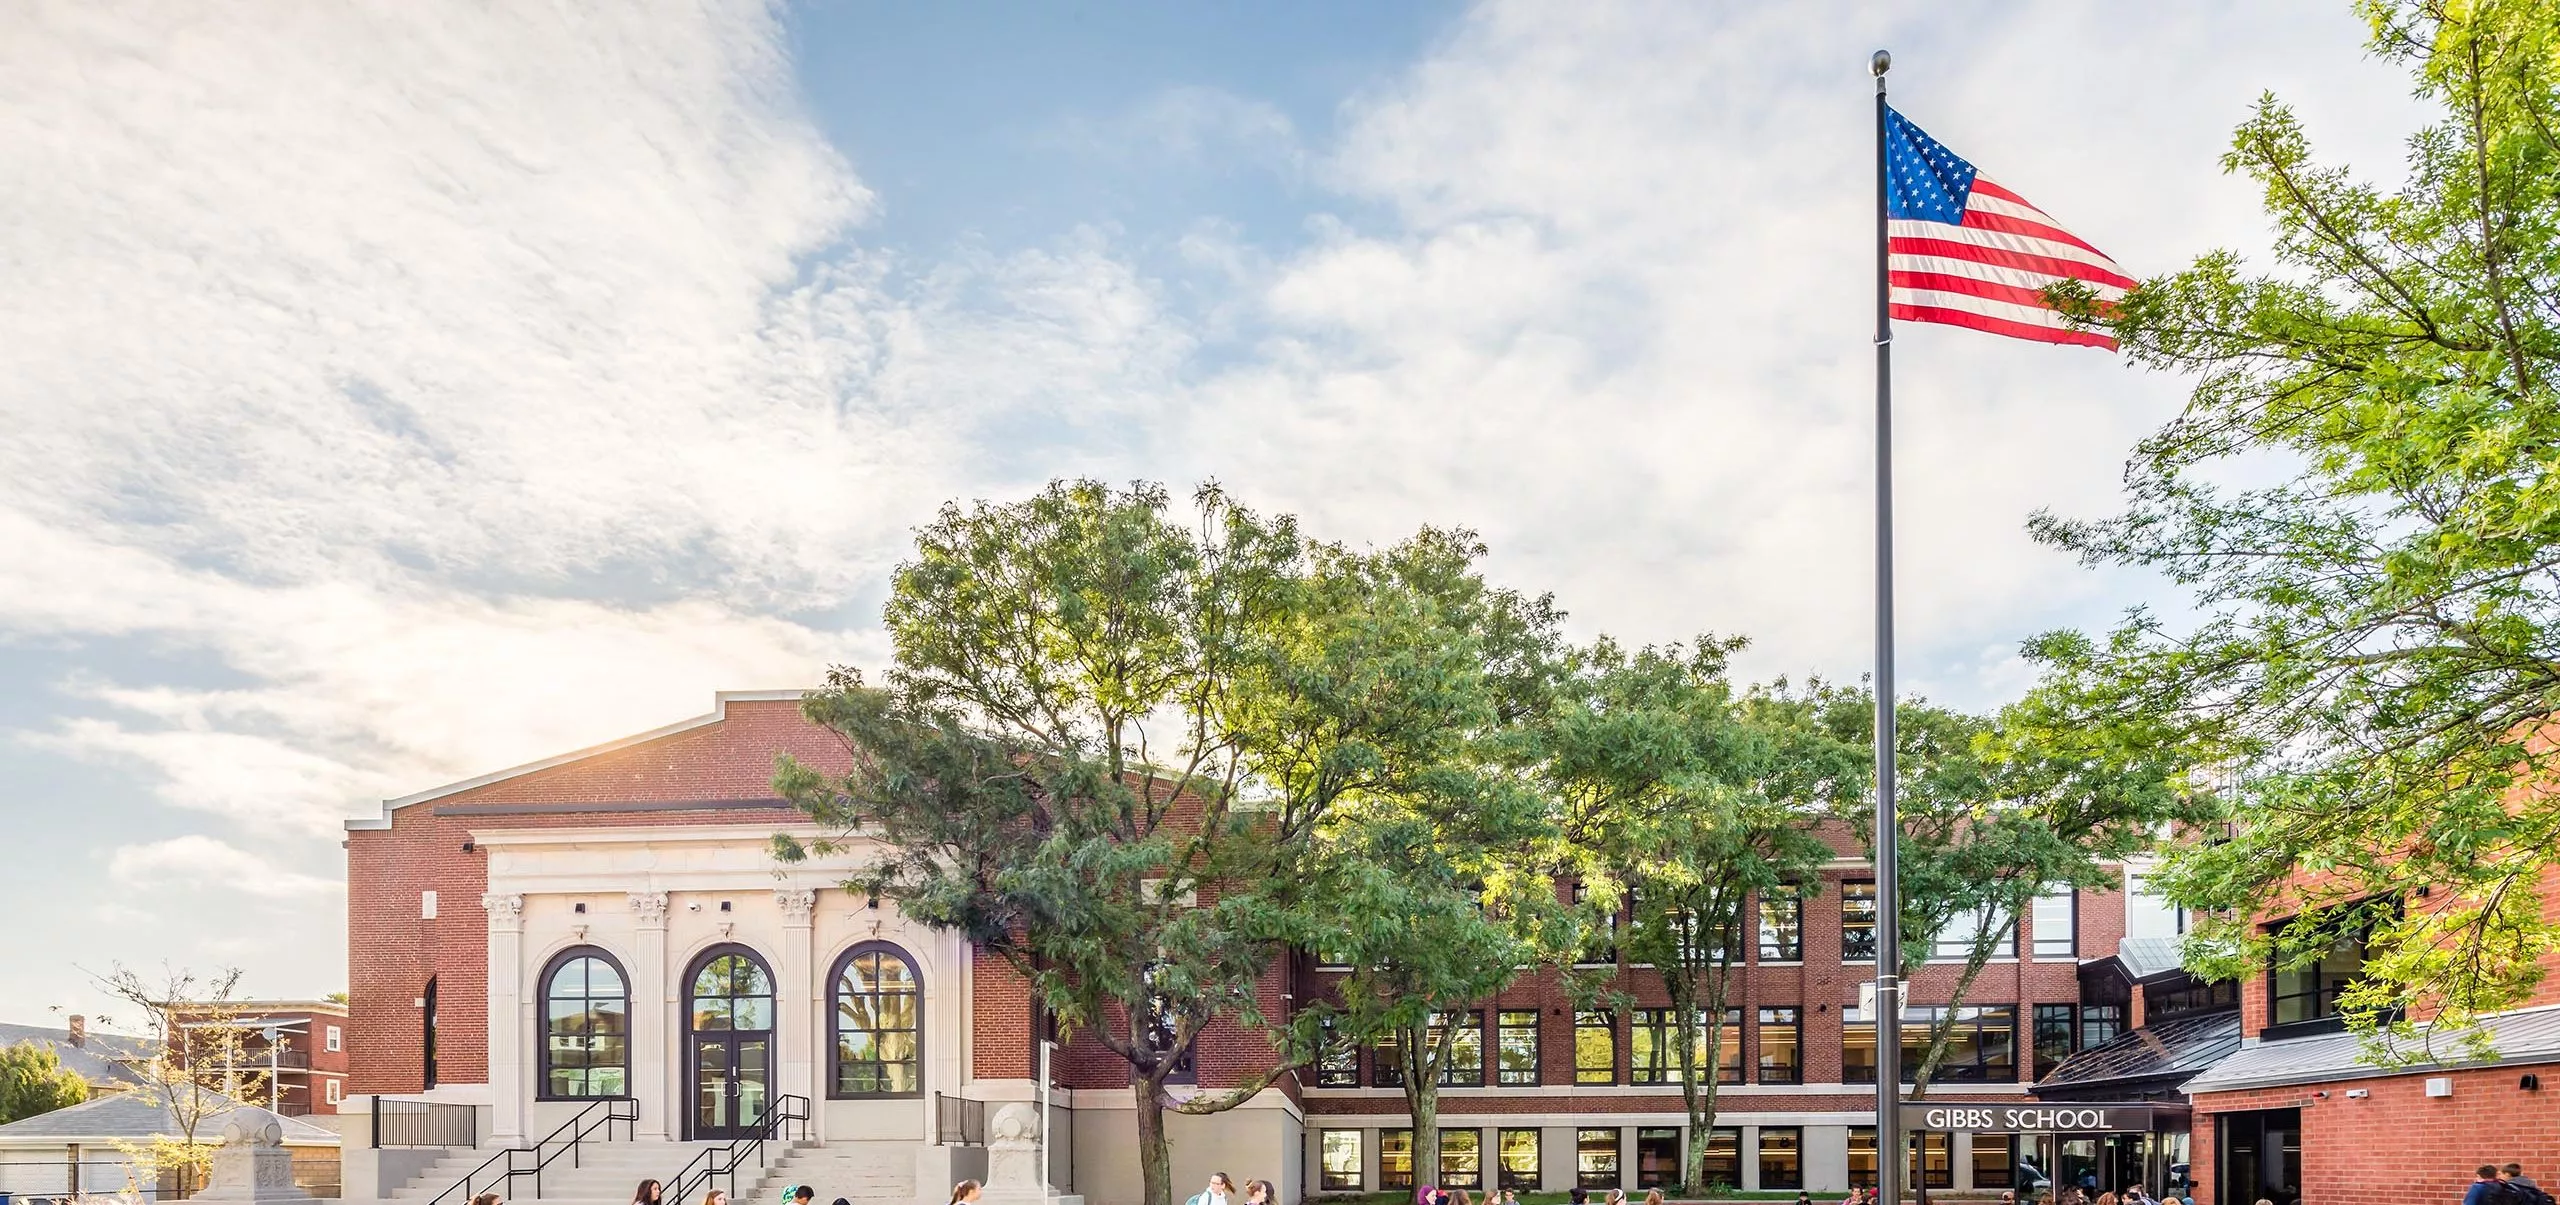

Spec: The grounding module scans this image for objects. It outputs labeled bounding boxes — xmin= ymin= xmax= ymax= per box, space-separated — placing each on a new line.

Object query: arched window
xmin=829 ymin=944 xmax=921 ymax=1097
xmin=539 ymin=948 xmax=630 ymax=1098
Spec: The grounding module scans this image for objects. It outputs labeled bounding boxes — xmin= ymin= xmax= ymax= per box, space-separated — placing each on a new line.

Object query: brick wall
xmin=344 ymin=697 xmax=842 ymax=1096
xmin=2191 ymin=1062 xmax=2560 ymax=1205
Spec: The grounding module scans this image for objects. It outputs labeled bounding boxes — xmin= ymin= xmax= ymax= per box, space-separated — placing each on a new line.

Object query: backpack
xmin=2514 ymin=1184 xmax=2557 ymax=1205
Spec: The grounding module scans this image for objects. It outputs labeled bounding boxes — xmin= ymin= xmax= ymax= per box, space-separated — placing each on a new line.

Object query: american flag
xmin=1884 ymin=106 xmax=2129 ymax=349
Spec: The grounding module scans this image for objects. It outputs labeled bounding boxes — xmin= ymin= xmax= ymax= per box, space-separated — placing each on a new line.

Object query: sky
xmin=0 ymin=1 xmax=2431 ymax=1028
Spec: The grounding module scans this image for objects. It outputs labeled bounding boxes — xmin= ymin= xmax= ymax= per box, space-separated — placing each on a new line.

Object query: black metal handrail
xmin=373 ymin=1096 xmax=479 ymax=1149
xmin=426 ymin=1096 xmax=638 ymax=1205
xmin=665 ymin=1094 xmax=810 ymax=1205
xmin=933 ymin=1093 xmax=985 ymax=1146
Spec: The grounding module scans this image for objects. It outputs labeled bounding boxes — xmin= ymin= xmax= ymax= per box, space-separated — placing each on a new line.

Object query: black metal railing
xmin=933 ymin=1093 xmax=985 ymax=1146
xmin=373 ymin=1097 xmax=480 ymax=1149
xmin=425 ymin=1096 xmax=638 ymax=1205
xmin=665 ymin=1095 xmax=810 ymax=1205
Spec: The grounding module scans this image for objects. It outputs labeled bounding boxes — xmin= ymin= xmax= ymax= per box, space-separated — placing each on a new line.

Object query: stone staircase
xmin=736 ymin=1142 xmax=919 ymax=1205
xmin=365 ymin=1141 xmax=724 ymax=1205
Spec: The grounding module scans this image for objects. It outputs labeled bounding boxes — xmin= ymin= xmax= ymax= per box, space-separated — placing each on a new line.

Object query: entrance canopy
xmin=1899 ymin=1102 xmax=2189 ymax=1135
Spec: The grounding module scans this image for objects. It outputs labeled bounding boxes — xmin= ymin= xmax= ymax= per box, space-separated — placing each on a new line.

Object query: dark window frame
xmin=826 ymin=941 xmax=922 ymax=1099
xmin=1759 ymin=885 xmax=1805 ymax=962
xmin=1699 ymin=1126 xmax=1743 ymax=1189
xmin=1381 ymin=1127 xmax=1416 ymax=1190
xmin=1757 ymin=1006 xmax=1801 ymax=1084
xmin=1435 ymin=1010 xmax=1486 ymax=1087
xmin=536 ymin=946 xmax=632 ymax=1101
xmin=1496 ymin=1009 xmax=1540 ymax=1086
xmin=1841 ymin=880 xmax=1878 ymax=963
xmin=1635 ymin=1126 xmax=1683 ymax=1190
xmin=1497 ymin=1127 xmax=1541 ymax=1190
xmin=1574 ymin=1010 xmax=1617 ymax=1085
xmin=2031 ymin=889 xmax=2078 ymax=959
xmin=1440 ymin=1126 xmax=1484 ymax=1189
xmin=1631 ymin=1007 xmax=1741 ymax=1086
xmin=1319 ymin=1130 xmax=1364 ymax=1192
xmin=1314 ymin=1015 xmax=1358 ymax=1088
xmin=2031 ymin=1002 xmax=2077 ymax=1080
xmin=1758 ymin=1126 xmax=1804 ymax=1190
xmin=1577 ymin=1127 xmax=1621 ymax=1190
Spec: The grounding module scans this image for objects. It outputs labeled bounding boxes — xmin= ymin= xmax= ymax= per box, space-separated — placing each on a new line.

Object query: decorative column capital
xmin=628 ymin=891 xmax=670 ymax=927
xmin=481 ymin=892 xmax=525 ymax=931
xmin=776 ymin=888 xmax=818 ymax=924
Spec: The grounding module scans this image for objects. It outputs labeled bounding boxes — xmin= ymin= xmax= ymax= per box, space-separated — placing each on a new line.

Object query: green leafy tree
xmin=1545 ymin=644 xmax=1859 ymax=1192
xmin=775 ymin=481 xmax=1536 ymax=1205
xmin=1294 ymin=534 xmax=1568 ymax=1185
xmin=0 ymin=1040 xmax=88 ymax=1124
xmin=2039 ymin=0 xmax=2560 ymax=1053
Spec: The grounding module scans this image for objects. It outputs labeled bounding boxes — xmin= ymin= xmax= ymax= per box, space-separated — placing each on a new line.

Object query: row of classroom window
xmin=1324 ymin=885 xmax=2080 ymax=970
xmin=1315 ymin=1126 xmax=2021 ymax=1192
xmin=1312 ymin=1003 xmax=2127 ymax=1088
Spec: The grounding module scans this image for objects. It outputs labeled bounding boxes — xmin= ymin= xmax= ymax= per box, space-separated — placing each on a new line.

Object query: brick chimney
xmin=67 ymin=1015 xmax=86 ymax=1047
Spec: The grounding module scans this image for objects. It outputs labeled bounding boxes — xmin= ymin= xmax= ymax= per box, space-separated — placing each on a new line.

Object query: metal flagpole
xmin=1869 ymin=47 xmax=1906 ymax=1205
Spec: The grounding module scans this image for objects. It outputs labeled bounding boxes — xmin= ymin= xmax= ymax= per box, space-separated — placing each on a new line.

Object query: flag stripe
xmin=1886 ymin=222 xmax=2134 ymax=286
xmin=1888 ymin=234 xmax=2139 ymax=291
xmin=1957 ymin=208 xmax=2120 ymax=264
xmin=1890 ymin=301 xmax=2118 ymax=348
xmin=1890 ymin=252 xmax=2130 ymax=300
xmin=1891 ymin=270 xmax=2123 ymax=316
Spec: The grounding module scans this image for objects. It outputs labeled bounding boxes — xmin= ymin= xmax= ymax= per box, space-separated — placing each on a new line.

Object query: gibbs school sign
xmin=1898 ymin=1103 xmax=2178 ymax=1134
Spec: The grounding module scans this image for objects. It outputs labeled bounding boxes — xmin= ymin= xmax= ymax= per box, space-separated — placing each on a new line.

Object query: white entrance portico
xmin=474 ymin=825 xmax=969 ymax=1149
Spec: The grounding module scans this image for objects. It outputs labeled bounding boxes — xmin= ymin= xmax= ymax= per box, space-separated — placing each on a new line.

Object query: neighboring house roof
xmin=0 ymin=1091 xmax=337 ymax=1147
xmin=2183 ymin=1002 xmax=2560 ymax=1095
xmin=0 ymin=1022 xmax=155 ymax=1089
xmin=2037 ymin=1009 xmax=2241 ymax=1095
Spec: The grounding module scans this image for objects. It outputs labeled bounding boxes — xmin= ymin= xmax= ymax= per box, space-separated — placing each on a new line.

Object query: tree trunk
xmin=1402 ymin=1018 xmax=1442 ymax=1191
xmin=1135 ymin=1076 xmax=1174 ymax=1205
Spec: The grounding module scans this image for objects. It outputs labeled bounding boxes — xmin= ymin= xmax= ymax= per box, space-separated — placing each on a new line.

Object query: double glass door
xmin=691 ymin=1033 xmax=771 ymax=1139
xmin=686 ymin=950 xmax=776 ymax=1140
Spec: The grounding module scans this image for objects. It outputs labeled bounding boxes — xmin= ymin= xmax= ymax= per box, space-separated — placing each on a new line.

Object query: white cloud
xmin=1179 ymin=0 xmax=2427 ymax=701
xmin=110 ymin=835 xmax=340 ymax=900
xmin=0 ymin=1 xmax=1193 ymax=843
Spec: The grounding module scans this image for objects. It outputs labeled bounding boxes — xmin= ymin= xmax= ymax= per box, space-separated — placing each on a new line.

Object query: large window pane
xmin=1320 ymin=1131 xmax=1363 ymax=1192
xmin=2080 ymin=1004 xmax=2125 ymax=1049
xmin=1843 ymin=1007 xmax=1877 ymax=1084
xmin=1760 ymin=886 xmax=1804 ymax=961
xmin=2032 ymin=1004 xmax=2077 ymax=1080
xmin=1842 ymin=881 xmax=1878 ymax=962
xmin=1849 ymin=1127 xmax=1878 ymax=1189
xmin=1758 ymin=1007 xmax=1800 ymax=1084
xmin=1381 ymin=1128 xmax=1414 ymax=1190
xmin=542 ymin=953 xmax=629 ymax=1098
xmin=2031 ymin=889 xmax=2078 ymax=959
xmin=1701 ymin=1127 xmax=1741 ymax=1189
xmin=1759 ymin=1127 xmax=1803 ymax=1190
xmin=1316 ymin=1016 xmax=1357 ymax=1087
xmin=831 ymin=948 xmax=920 ymax=1097
xmin=1372 ymin=1031 xmax=1404 ymax=1088
xmin=1972 ymin=1133 xmax=2016 ymax=1190
xmin=1498 ymin=1128 xmax=1540 ymax=1190
xmin=1497 ymin=1010 xmax=1540 ymax=1086
xmin=1931 ymin=907 xmax=2019 ymax=961
xmin=1438 ymin=1011 xmax=1485 ymax=1087
xmin=1441 ymin=1128 xmax=1483 ymax=1189
xmin=1578 ymin=1129 xmax=1620 ymax=1190
xmin=1632 ymin=1008 xmax=1740 ymax=1085
xmin=1635 ymin=1128 xmax=1682 ymax=1190
xmin=1917 ymin=1130 xmax=1954 ymax=1189
xmin=1575 ymin=1011 xmax=1616 ymax=1084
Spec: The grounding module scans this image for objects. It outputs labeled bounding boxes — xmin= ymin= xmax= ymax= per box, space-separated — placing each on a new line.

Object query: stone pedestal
xmin=976 ymin=1103 xmax=1082 ymax=1205
xmin=188 ymin=1109 xmax=314 ymax=1204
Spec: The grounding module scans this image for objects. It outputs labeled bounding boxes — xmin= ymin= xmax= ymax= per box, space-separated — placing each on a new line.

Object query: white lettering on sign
xmin=1903 ymin=1104 xmax=2141 ymax=1133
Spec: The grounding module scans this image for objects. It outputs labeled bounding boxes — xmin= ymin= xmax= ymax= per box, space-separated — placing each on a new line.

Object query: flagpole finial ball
xmin=1871 ymin=50 xmax=1891 ymax=77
